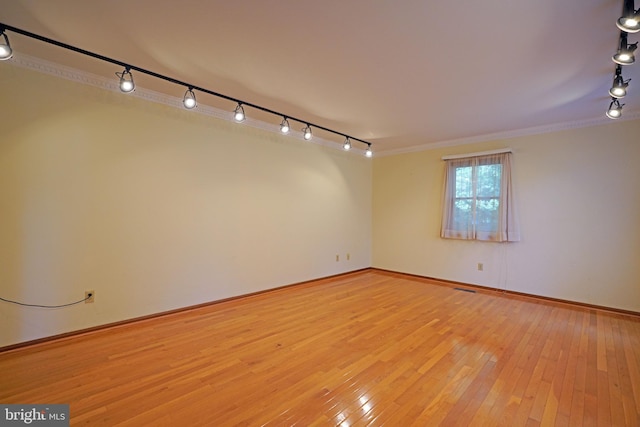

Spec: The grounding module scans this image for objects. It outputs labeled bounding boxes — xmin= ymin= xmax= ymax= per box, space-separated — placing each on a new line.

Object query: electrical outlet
xmin=85 ymin=290 xmax=95 ymax=303
xmin=346 ymin=253 xmax=350 ymax=261
xmin=477 ymin=263 xmax=484 ymax=271
xmin=336 ymin=254 xmax=340 ymax=262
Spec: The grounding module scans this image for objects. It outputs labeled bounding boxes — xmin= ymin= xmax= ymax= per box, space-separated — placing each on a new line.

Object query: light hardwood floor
xmin=1 ymin=270 xmax=639 ymax=426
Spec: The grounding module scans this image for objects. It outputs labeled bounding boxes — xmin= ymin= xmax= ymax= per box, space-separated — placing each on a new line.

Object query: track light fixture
xmin=365 ymin=144 xmax=373 ymax=157
xmin=233 ymin=103 xmax=245 ymax=122
xmin=0 ymin=27 xmax=12 ymax=60
xmin=116 ymin=67 xmax=135 ymax=93
xmin=280 ymin=117 xmax=290 ymax=134
xmin=609 ymin=66 xmax=630 ymax=98
xmin=613 ymin=33 xmax=638 ymax=65
xmin=606 ymin=2 xmax=639 ymax=116
xmin=606 ymin=98 xmax=624 ymax=119
xmin=617 ymin=0 xmax=640 ymax=33
xmin=0 ymin=22 xmax=373 ymax=155
xmin=302 ymin=125 xmax=312 ymax=140
xmin=183 ymin=87 xmax=197 ymax=109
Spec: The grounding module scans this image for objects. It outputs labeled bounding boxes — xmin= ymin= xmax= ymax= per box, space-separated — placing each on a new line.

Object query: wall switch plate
xmin=347 ymin=253 xmax=350 ymax=261
xmin=477 ymin=263 xmax=484 ymax=271
xmin=336 ymin=254 xmax=339 ymax=262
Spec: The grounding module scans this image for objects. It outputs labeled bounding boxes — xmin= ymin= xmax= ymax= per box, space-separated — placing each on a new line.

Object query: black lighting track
xmin=607 ymin=0 xmax=639 ymax=118
xmin=0 ymin=22 xmax=373 ymax=151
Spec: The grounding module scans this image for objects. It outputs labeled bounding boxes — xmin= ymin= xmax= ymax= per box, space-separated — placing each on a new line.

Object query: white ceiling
xmin=1 ymin=0 xmax=638 ymax=153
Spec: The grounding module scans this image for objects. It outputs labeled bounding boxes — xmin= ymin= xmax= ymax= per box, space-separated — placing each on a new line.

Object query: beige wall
xmin=373 ymin=120 xmax=640 ymax=312
xmin=3 ymin=60 xmax=639 ymax=348
xmin=0 ymin=66 xmax=372 ymax=347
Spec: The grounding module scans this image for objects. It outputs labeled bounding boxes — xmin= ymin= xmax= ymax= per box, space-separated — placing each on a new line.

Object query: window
xmin=441 ymin=151 xmax=520 ymax=242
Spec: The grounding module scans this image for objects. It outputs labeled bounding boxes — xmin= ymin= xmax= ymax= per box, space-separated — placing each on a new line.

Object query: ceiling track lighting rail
xmin=0 ymin=22 xmax=373 ymax=155
xmin=607 ymin=1 xmax=639 ymax=119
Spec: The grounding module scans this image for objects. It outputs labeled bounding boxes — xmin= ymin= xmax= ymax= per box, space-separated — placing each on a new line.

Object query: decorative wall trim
xmin=9 ymin=53 xmax=639 ymax=157
xmin=378 ymin=111 xmax=640 ymax=157
xmin=7 ymin=53 xmax=368 ymax=155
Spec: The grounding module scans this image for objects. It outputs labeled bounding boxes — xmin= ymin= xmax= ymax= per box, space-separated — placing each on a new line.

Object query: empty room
xmin=1 ymin=1 xmax=639 ymax=426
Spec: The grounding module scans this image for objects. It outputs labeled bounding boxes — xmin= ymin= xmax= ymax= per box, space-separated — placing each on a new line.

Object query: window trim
xmin=440 ymin=151 xmax=520 ymax=242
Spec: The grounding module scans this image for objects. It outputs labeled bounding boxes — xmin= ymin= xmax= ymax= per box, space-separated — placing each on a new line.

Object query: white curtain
xmin=441 ymin=152 xmax=520 ymax=242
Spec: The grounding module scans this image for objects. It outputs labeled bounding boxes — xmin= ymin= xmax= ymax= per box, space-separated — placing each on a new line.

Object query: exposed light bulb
xmin=617 ymin=4 xmax=640 ymax=33
xmin=609 ymin=69 xmax=629 ymax=98
xmin=343 ymin=138 xmax=351 ymax=151
xmin=365 ymin=146 xmax=373 ymax=157
xmin=234 ymin=103 xmax=245 ymax=122
xmin=121 ymin=81 xmax=134 ymax=92
xmin=613 ymin=37 xmax=637 ymax=65
xmin=280 ymin=117 xmax=290 ymax=134
xmin=303 ymin=125 xmax=312 ymax=140
xmin=0 ymin=45 xmax=11 ymax=60
xmin=606 ymin=99 xmax=624 ymax=119
xmin=184 ymin=98 xmax=196 ymax=109
xmin=117 ymin=67 xmax=135 ymax=93
xmin=609 ymin=65 xmax=631 ymax=98
xmin=607 ymin=108 xmax=622 ymax=118
xmin=183 ymin=88 xmax=197 ymax=109
xmin=610 ymin=86 xmax=626 ymax=97
xmin=0 ymin=32 xmax=12 ymax=60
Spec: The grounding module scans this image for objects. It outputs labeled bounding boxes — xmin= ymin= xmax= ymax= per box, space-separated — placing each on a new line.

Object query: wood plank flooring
xmin=1 ymin=270 xmax=639 ymax=426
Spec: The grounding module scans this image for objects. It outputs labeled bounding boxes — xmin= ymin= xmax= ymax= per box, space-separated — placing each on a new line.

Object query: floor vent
xmin=453 ymin=287 xmax=476 ymax=293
